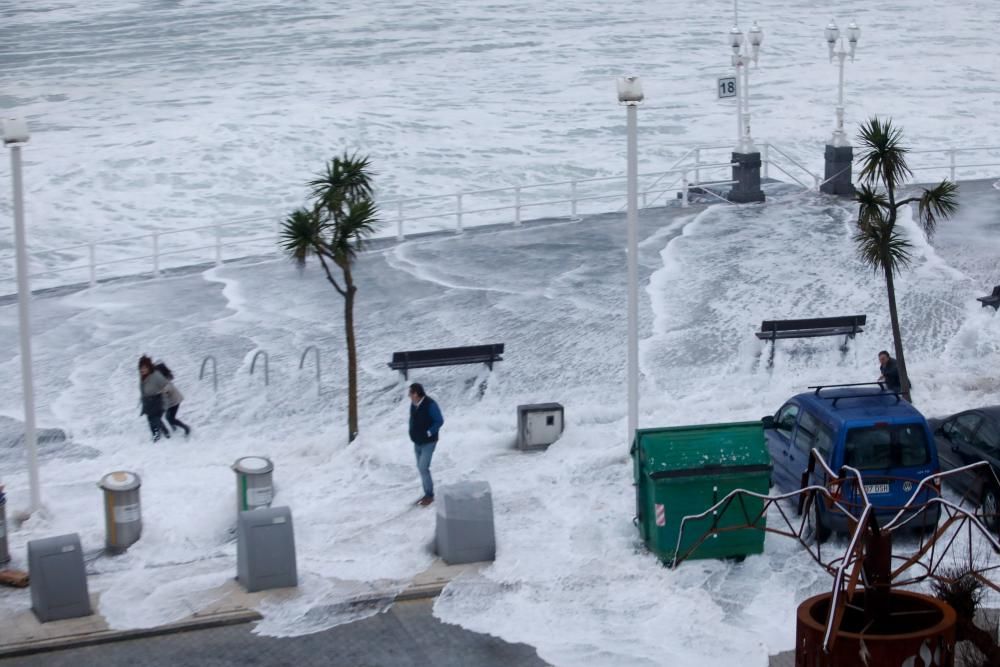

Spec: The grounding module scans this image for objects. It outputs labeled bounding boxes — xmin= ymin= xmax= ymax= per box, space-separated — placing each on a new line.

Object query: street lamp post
xmin=726 ymin=4 xmax=766 ymax=204
xmin=3 ymin=118 xmax=41 ymax=514
xmin=820 ymin=19 xmax=861 ymax=195
xmin=729 ymin=22 xmax=763 ymax=154
xmin=617 ymin=76 xmax=643 ymax=446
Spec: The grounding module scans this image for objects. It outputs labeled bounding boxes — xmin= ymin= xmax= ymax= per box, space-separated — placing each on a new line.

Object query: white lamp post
xmin=824 ymin=19 xmax=860 ymax=147
xmin=616 ymin=76 xmax=642 ymax=445
xmin=729 ymin=20 xmax=763 ymax=153
xmin=3 ymin=118 xmax=41 ymax=514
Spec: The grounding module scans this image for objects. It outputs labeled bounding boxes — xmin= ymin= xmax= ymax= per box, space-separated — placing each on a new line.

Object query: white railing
xmin=2 ymin=141 xmax=998 ymax=295
xmin=0 ymin=157 xmax=742 ymax=294
xmin=896 ymin=145 xmax=1000 ymax=184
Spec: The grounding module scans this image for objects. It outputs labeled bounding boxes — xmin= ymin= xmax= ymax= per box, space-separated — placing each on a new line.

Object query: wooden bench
xmin=388 ymin=344 xmax=505 ymax=379
xmin=755 ymin=315 xmax=867 ymax=342
xmin=977 ymin=285 xmax=1000 ymax=310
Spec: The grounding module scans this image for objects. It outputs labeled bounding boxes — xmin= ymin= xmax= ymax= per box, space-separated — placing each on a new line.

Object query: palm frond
xmin=856 ymin=117 xmax=912 ymax=191
xmin=331 ymin=199 xmax=380 ymax=265
xmin=280 ymin=207 xmax=326 ymax=266
xmin=916 ymin=179 xmax=959 ymax=239
xmin=853 ymin=217 xmax=913 ymax=276
xmin=309 ymin=152 xmax=375 ymax=216
xmin=855 ymin=183 xmax=890 ymax=228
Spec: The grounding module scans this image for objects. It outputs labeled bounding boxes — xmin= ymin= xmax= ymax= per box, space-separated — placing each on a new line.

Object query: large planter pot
xmin=796 ymin=590 xmax=956 ymax=666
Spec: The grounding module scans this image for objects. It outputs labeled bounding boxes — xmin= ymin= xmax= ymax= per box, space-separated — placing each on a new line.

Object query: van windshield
xmin=843 ymin=423 xmax=930 ymax=470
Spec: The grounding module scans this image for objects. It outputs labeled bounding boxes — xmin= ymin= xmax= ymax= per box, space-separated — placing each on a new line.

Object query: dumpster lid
xmin=634 ymin=421 xmax=769 ymax=476
xmin=232 ymin=456 xmax=273 ymax=474
xmin=99 ymin=470 xmax=141 ymax=491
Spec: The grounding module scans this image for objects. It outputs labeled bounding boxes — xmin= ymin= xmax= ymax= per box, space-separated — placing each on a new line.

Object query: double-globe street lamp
xmin=820 ymin=19 xmax=861 ymax=195
xmin=3 ymin=118 xmax=41 ymax=514
xmin=616 ymin=76 xmax=643 ymax=445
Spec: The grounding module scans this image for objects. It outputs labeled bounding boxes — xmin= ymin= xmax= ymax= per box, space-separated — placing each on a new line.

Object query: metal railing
xmin=901 ymin=145 xmax=1000 ymax=183
xmin=3 ymin=141 xmax=999 ymax=295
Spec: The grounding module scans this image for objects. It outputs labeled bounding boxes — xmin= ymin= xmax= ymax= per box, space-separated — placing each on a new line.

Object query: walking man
xmin=877 ymin=350 xmax=901 ymax=393
xmin=409 ymin=383 xmax=444 ymax=507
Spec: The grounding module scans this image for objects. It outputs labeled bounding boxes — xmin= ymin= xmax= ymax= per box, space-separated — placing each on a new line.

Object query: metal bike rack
xmin=250 ymin=350 xmax=269 ymax=386
xmin=299 ymin=346 xmax=321 ymax=396
xmin=199 ymin=355 xmax=218 ymax=392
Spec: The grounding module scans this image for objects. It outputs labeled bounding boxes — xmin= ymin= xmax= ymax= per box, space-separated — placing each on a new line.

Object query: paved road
xmin=3 ymin=598 xmax=550 ymax=667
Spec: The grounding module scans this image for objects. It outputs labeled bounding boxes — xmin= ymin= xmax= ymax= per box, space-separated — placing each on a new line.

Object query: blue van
xmin=764 ymin=383 xmax=941 ymax=540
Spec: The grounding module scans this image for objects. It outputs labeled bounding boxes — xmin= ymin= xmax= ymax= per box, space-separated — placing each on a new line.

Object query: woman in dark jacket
xmin=139 ymin=355 xmax=170 ymax=442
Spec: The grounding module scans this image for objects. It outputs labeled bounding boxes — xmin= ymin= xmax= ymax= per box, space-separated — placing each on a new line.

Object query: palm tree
xmin=281 ymin=153 xmax=380 ymax=442
xmin=853 ymin=117 xmax=958 ymax=401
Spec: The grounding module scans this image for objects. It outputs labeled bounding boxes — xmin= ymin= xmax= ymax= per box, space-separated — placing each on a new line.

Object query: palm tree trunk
xmin=883 ymin=267 xmax=912 ymax=401
xmin=343 ymin=267 xmax=359 ymax=442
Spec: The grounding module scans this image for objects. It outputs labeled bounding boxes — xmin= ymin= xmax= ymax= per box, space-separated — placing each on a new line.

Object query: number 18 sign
xmin=717 ymin=76 xmax=737 ymax=99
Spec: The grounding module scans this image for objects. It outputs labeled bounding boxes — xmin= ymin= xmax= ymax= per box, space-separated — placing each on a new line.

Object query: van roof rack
xmin=806 ymin=382 xmax=901 ymax=406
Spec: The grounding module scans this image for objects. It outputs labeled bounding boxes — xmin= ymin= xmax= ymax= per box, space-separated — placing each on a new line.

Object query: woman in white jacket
xmin=155 ymin=362 xmax=191 ymax=437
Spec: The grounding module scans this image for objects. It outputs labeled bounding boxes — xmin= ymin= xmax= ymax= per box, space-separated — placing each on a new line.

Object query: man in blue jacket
xmin=409 ymin=383 xmax=444 ymax=506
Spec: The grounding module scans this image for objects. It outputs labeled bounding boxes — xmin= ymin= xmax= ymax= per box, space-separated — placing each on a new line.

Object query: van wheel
xmin=981 ymin=487 xmax=999 ymax=532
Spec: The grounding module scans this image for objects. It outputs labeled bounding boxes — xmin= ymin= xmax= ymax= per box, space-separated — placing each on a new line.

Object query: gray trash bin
xmin=98 ymin=471 xmax=142 ymax=553
xmin=237 ymin=505 xmax=297 ymax=592
xmin=28 ymin=533 xmax=92 ymax=622
xmin=0 ymin=486 xmax=9 ymax=564
xmin=435 ymin=481 xmax=496 ymax=565
xmin=232 ymin=456 xmax=274 ymax=512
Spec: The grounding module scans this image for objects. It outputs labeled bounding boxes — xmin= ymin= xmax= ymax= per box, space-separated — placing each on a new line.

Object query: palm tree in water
xmin=853 ymin=117 xmax=958 ymax=401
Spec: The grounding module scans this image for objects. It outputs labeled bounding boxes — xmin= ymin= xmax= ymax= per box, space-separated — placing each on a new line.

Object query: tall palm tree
xmin=854 ymin=117 xmax=958 ymax=401
xmin=281 ymin=153 xmax=380 ymax=442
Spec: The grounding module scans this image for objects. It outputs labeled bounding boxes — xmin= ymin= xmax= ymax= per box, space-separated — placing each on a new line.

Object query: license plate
xmin=864 ymin=483 xmax=890 ymax=495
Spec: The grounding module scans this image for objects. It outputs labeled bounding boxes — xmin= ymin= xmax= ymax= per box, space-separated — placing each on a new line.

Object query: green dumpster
xmin=632 ymin=421 xmax=771 ymax=564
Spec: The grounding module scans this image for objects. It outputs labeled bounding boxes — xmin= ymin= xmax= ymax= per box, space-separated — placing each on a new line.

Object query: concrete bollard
xmin=98 ymin=471 xmax=142 ymax=553
xmin=0 ymin=486 xmax=9 ymax=564
xmin=232 ymin=456 xmax=274 ymax=513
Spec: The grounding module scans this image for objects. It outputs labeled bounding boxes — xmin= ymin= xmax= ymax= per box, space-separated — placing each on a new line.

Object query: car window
xmin=953 ymin=413 xmax=983 ymax=446
xmin=794 ymin=411 xmax=833 ymax=458
xmin=776 ymin=404 xmax=799 ymax=433
xmin=975 ymin=419 xmax=1000 ymax=456
xmin=844 ymin=427 xmax=892 ymax=469
xmin=898 ymin=424 xmax=931 ymax=466
xmin=814 ymin=423 xmax=835 ymax=458
xmin=844 ymin=423 xmax=930 ymax=470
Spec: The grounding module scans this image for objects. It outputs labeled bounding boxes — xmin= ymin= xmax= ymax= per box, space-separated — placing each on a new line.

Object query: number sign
xmin=717 ymin=77 xmax=737 ymax=99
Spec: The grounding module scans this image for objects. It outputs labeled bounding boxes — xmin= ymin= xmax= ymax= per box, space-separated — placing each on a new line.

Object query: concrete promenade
xmin=2 ymin=177 xmax=997 ymax=665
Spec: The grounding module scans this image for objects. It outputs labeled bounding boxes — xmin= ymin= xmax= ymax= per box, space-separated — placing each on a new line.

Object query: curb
xmin=0 ymin=581 xmax=447 ymax=659
xmin=0 ymin=608 xmax=262 ymax=660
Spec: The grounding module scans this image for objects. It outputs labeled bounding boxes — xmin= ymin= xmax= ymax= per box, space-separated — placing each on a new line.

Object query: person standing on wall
xmin=138 ymin=355 xmax=171 ymax=442
xmin=409 ymin=382 xmax=444 ymax=507
xmin=155 ymin=361 xmax=191 ymax=437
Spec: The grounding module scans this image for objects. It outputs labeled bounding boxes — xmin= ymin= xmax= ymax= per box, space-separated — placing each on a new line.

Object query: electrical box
xmin=237 ymin=506 xmax=298 ymax=592
xmin=517 ymin=403 xmax=564 ymax=450
xmin=435 ymin=481 xmax=496 ymax=565
xmin=28 ymin=533 xmax=92 ymax=622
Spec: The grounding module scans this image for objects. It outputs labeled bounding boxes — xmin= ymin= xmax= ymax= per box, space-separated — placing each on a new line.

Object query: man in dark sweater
xmin=878 ymin=350 xmax=901 ymax=393
xmin=409 ymin=383 xmax=445 ymax=506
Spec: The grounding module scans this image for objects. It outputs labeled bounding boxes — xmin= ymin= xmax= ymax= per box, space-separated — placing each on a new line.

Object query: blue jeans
xmin=413 ymin=442 xmax=436 ymax=497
